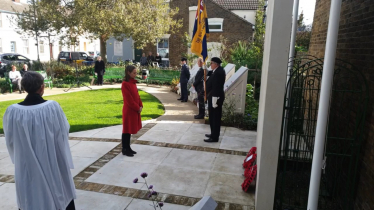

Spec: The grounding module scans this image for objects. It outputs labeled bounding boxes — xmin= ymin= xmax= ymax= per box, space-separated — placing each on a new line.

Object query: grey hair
xmin=21 ymin=71 xmax=44 ymax=94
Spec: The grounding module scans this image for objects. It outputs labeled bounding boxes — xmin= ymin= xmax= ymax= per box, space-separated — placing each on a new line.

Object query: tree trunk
xmin=100 ymin=35 xmax=107 ymax=63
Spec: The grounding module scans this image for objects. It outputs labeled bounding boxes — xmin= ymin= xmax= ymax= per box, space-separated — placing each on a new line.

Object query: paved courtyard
xmin=0 ymin=84 xmax=256 ymax=209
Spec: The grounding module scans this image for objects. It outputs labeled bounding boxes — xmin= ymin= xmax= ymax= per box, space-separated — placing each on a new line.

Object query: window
xmin=23 ymin=39 xmax=29 ymax=54
xmin=40 ymin=40 xmax=44 ymax=53
xmin=79 ymin=52 xmax=88 ymax=60
xmin=0 ymin=38 xmax=2 ymax=53
xmin=157 ymin=38 xmax=169 ymax=59
xmin=208 ymin=18 xmax=224 ymax=32
xmin=10 ymin=41 xmax=16 ymax=53
xmin=17 ymin=55 xmax=28 ymax=61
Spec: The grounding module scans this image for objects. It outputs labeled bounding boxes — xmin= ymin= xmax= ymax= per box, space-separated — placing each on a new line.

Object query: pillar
xmin=255 ymin=0 xmax=294 ymax=209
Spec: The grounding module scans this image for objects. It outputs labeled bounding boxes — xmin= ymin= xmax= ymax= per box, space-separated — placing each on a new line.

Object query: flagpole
xmin=204 ymin=62 xmax=207 ymax=102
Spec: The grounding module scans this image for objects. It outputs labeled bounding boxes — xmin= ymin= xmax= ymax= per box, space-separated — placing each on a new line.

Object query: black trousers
xmin=208 ymin=98 xmax=222 ymax=141
xmin=180 ymin=82 xmax=188 ymax=101
xmin=97 ymin=74 xmax=103 ymax=85
xmin=20 ymin=200 xmax=75 ymax=210
xmin=122 ymin=133 xmax=131 ymax=152
xmin=197 ymin=91 xmax=205 ymax=116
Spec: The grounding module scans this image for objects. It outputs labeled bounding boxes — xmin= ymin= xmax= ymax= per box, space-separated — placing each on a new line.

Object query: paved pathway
xmin=0 ymin=84 xmax=256 ymax=210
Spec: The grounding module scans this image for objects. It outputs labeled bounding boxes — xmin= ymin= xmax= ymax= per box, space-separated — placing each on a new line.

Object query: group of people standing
xmin=2 ymin=64 xmax=144 ymax=209
xmin=179 ymin=57 xmax=226 ymax=143
xmin=2 ymin=56 xmax=225 ymax=209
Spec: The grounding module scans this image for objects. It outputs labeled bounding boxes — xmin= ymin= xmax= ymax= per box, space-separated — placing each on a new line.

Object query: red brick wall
xmin=309 ymin=0 xmax=374 ymax=209
xmin=168 ymin=0 xmax=254 ymax=67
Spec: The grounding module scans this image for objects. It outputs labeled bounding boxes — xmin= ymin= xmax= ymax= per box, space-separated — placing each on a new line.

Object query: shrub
xmin=221 ymin=84 xmax=258 ymax=130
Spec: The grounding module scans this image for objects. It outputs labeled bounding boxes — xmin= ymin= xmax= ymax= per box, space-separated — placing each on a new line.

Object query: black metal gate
xmin=274 ymin=56 xmax=368 ymax=210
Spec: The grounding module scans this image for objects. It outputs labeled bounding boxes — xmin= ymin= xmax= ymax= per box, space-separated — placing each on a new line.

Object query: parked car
xmin=0 ymin=53 xmax=33 ymax=77
xmin=57 ymin=51 xmax=94 ymax=62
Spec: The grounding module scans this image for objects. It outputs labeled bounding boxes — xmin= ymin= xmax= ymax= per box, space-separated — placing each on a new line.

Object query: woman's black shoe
xmin=122 ymin=149 xmax=134 ymax=157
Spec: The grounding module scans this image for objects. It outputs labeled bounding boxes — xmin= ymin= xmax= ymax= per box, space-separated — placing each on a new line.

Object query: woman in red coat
xmin=121 ymin=65 xmax=143 ymax=157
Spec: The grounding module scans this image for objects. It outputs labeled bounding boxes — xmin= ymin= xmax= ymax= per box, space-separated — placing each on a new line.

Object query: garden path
xmin=0 ymin=84 xmax=256 ymax=210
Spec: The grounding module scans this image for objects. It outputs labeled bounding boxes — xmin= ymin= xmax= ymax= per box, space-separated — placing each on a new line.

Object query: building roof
xmin=0 ymin=0 xmax=28 ymax=13
xmin=212 ymin=0 xmax=259 ymax=10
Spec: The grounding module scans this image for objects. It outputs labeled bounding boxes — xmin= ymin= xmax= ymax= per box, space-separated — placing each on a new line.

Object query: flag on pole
xmin=191 ymin=0 xmax=209 ymax=62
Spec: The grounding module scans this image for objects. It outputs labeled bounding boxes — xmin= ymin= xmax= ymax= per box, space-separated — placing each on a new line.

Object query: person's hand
xmin=138 ymin=107 xmax=143 ymax=113
xmin=212 ymin=97 xmax=219 ymax=108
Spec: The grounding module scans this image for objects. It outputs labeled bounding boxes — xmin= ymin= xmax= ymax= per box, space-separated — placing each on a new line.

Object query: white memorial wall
xmin=188 ymin=63 xmax=236 ymax=101
xmin=223 ymin=66 xmax=249 ymax=114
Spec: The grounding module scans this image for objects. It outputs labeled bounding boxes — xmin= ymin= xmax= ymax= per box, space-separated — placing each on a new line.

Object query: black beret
xmin=181 ymin=57 xmax=187 ymax=61
xmin=211 ymin=57 xmax=222 ymax=64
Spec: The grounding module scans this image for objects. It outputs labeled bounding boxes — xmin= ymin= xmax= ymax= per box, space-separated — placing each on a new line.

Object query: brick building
xmin=143 ymin=0 xmax=256 ymax=67
xmin=308 ymin=0 xmax=374 ymax=209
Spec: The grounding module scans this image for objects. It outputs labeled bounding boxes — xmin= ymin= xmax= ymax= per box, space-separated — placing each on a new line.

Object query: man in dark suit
xmin=204 ymin=57 xmax=226 ymax=143
xmin=178 ymin=57 xmax=190 ymax=102
xmin=193 ymin=58 xmax=205 ymax=119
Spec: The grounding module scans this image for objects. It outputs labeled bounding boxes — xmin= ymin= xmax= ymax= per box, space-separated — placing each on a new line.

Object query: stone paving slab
xmin=212 ymin=154 xmax=247 ymax=176
xmin=142 ymin=165 xmax=211 ymax=198
xmin=0 ymin=183 xmax=18 ymax=210
xmin=86 ymin=154 xmax=156 ymax=190
xmin=219 ymin=136 xmax=256 ymax=152
xmin=0 ymin=157 xmax=13 ymax=175
xmin=126 ymin=198 xmax=190 ymax=210
xmin=0 ymin=152 xmax=8 ymax=160
xmin=204 ymin=172 xmax=255 ymax=206
xmin=75 ymin=189 xmax=132 ymax=210
xmin=161 ymin=148 xmax=216 ymax=171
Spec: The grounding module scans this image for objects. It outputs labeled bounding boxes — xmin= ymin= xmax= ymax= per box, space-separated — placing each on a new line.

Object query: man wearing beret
xmin=204 ymin=57 xmax=226 ymax=142
xmin=178 ymin=57 xmax=190 ymax=102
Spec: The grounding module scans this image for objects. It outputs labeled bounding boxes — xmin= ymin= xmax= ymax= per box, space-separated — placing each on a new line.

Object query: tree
xmin=11 ymin=0 xmax=54 ymax=61
xmin=73 ymin=0 xmax=182 ymax=62
xmin=298 ymin=11 xmax=305 ymax=28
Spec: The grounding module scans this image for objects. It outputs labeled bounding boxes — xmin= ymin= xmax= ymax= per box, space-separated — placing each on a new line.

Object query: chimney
xmin=12 ymin=0 xmax=21 ymax=3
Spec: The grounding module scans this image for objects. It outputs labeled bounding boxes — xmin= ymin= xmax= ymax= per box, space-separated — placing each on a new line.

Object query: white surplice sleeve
xmin=3 ymin=108 xmax=14 ymax=163
xmin=55 ymin=102 xmax=74 ymax=169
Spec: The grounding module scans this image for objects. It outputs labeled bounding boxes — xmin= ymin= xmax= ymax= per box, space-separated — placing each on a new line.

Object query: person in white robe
xmin=3 ymin=71 xmax=76 ymax=210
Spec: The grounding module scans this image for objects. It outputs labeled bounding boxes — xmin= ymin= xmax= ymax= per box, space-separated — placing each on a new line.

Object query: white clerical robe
xmin=3 ymin=100 xmax=76 ymax=210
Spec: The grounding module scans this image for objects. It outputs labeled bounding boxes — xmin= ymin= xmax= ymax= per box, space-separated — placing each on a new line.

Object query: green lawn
xmin=0 ymin=89 xmax=164 ymax=134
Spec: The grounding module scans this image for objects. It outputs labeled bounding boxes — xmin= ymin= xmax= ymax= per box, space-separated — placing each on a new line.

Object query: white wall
xmin=0 ymin=12 xmax=99 ymax=61
xmin=231 ymin=10 xmax=256 ymax=24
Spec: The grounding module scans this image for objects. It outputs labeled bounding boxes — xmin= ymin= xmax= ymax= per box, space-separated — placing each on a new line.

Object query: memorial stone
xmin=224 ymin=66 xmax=249 ymax=114
xmin=188 ymin=196 xmax=217 ymax=210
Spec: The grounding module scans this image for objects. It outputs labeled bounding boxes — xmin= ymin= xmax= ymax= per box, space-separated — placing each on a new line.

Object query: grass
xmin=0 ymin=89 xmax=164 ymax=134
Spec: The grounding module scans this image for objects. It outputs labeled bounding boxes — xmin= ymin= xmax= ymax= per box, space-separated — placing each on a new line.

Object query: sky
xmin=298 ymin=0 xmax=317 ymax=25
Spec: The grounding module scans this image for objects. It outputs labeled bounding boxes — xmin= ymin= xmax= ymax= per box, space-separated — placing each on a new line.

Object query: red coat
xmin=122 ymin=79 xmax=143 ymax=134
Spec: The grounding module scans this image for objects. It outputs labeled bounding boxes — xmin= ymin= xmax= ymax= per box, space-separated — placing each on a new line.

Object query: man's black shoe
xmin=194 ymin=115 xmax=204 ymax=119
xmin=204 ymin=138 xmax=218 ymax=143
xmin=205 ymin=134 xmax=211 ymax=138
xmin=177 ymin=98 xmax=182 ymax=100
xmin=181 ymin=100 xmax=187 ymax=102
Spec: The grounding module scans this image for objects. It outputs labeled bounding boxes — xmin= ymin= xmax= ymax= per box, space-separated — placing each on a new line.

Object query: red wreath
xmin=242 ymin=165 xmax=257 ymax=192
xmin=243 ymin=147 xmax=257 ymax=168
xmin=243 ymin=153 xmax=257 ymax=169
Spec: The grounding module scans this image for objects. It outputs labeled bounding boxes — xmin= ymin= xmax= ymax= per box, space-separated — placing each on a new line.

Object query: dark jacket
xmin=193 ymin=67 xmax=205 ymax=93
xmin=180 ymin=64 xmax=190 ymax=84
xmin=20 ymin=69 xmax=28 ymax=77
xmin=147 ymin=55 xmax=155 ymax=64
xmin=94 ymin=60 xmax=105 ymax=75
xmin=140 ymin=56 xmax=148 ymax=66
xmin=206 ymin=66 xmax=226 ymax=105
xmin=155 ymin=56 xmax=162 ymax=64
